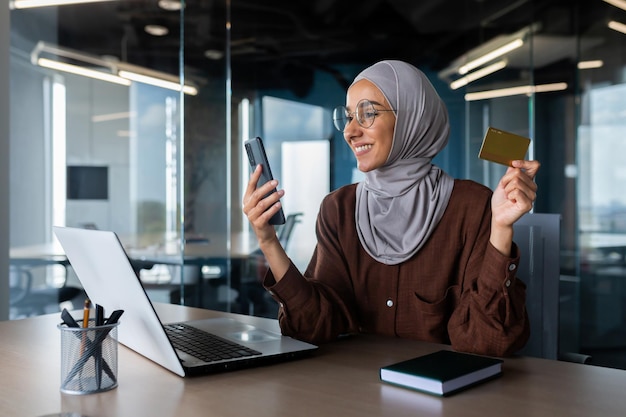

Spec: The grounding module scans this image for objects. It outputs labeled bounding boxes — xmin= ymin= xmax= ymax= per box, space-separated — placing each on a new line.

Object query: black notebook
xmin=380 ymin=350 xmax=503 ymax=397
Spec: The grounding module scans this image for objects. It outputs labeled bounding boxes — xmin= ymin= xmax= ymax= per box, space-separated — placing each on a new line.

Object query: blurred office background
xmin=2 ymin=0 xmax=626 ymax=369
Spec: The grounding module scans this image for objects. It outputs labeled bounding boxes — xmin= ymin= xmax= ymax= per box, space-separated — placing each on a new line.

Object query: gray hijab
xmin=353 ymin=60 xmax=454 ymax=265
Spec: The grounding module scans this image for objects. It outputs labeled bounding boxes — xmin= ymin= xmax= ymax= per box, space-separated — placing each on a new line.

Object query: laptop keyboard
xmin=164 ymin=323 xmax=262 ymax=363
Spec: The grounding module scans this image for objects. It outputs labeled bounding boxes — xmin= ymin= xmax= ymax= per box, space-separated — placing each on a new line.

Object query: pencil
xmin=82 ymin=299 xmax=91 ymax=328
xmin=80 ymin=299 xmax=91 ymax=356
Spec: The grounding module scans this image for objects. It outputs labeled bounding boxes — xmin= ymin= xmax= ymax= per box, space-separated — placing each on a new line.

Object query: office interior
xmin=2 ymin=0 xmax=626 ymax=370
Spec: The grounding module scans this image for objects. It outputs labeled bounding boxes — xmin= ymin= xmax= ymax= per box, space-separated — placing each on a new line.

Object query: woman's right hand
xmin=242 ymin=164 xmax=285 ymax=245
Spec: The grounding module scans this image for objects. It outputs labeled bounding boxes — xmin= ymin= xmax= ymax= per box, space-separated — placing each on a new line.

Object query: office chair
xmin=513 ymin=212 xmax=590 ymax=363
xmin=513 ymin=213 xmax=560 ymax=359
xmin=9 ymin=263 xmax=85 ymax=319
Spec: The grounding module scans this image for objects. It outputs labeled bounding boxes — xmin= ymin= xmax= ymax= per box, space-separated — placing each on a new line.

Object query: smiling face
xmin=344 ymin=79 xmax=396 ymax=172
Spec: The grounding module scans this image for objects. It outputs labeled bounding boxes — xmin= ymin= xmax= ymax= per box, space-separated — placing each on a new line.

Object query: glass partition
xmin=7 ymin=0 xmax=626 ymax=371
xmin=576 ymin=6 xmax=626 ymax=366
xmin=10 ymin=1 xmax=223 ymax=318
xmin=459 ymin=1 xmax=626 ymax=368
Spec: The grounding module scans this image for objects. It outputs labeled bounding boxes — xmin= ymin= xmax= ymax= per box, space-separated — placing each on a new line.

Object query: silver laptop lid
xmin=54 ymin=226 xmax=187 ymax=376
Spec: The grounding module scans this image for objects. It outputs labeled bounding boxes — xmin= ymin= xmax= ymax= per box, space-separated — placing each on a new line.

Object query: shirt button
xmin=386 ymin=299 xmax=394 ymax=307
xmin=505 ymin=279 xmax=511 ymax=288
xmin=508 ymin=264 xmax=516 ymax=271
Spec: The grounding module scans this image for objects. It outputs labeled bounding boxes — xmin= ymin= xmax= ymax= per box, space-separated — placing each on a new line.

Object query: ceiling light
xmin=144 ymin=25 xmax=169 ymax=37
xmin=158 ymin=0 xmax=183 ymax=11
xmin=204 ymin=49 xmax=224 ymax=60
xmin=31 ymin=41 xmax=199 ymax=95
xmin=10 ymin=0 xmax=116 ymax=9
xmin=603 ymin=0 xmax=626 ymax=11
xmin=438 ymin=24 xmax=539 ymax=84
xmin=450 ymin=60 xmax=507 ymax=90
xmin=118 ymin=71 xmax=198 ymax=95
xmin=458 ymin=39 xmax=524 ymax=75
xmin=608 ymin=20 xmax=626 ymax=35
xmin=91 ymin=112 xmax=135 ymax=123
xmin=464 ymin=82 xmax=568 ymax=101
xmin=37 ymin=58 xmax=130 ymax=86
xmin=577 ymin=60 xmax=604 ymax=70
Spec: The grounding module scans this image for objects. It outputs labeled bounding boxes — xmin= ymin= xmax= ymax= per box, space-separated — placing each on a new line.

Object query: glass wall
xmin=6 ymin=0 xmax=626 ymax=370
xmin=7 ymin=2 xmax=226 ymax=318
xmin=575 ymin=5 xmax=626 ymax=368
xmin=458 ymin=2 xmax=626 ymax=368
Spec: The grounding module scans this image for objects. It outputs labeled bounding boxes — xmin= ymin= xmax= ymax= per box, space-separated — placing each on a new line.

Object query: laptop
xmin=53 ymin=226 xmax=317 ymax=377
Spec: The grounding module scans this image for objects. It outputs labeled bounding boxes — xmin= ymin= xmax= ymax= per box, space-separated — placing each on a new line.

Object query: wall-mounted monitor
xmin=67 ymin=166 xmax=109 ymax=200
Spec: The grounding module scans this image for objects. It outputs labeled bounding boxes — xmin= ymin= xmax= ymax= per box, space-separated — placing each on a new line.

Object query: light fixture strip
xmin=118 ymin=70 xmax=198 ymax=95
xmin=37 ymin=58 xmax=131 ymax=86
xmin=577 ymin=60 xmax=604 ymax=70
xmin=533 ymin=83 xmax=569 ymax=94
xmin=158 ymin=0 xmax=182 ymax=11
xmin=608 ymin=20 xmax=626 ymax=35
xmin=603 ymin=0 xmax=626 ymax=12
xmin=33 ymin=42 xmax=199 ymax=95
xmin=10 ymin=0 xmax=117 ymax=10
xmin=464 ymin=82 xmax=568 ymax=101
xmin=91 ymin=111 xmax=134 ymax=123
xmin=450 ymin=60 xmax=507 ymax=90
xmin=458 ymin=38 xmax=524 ymax=75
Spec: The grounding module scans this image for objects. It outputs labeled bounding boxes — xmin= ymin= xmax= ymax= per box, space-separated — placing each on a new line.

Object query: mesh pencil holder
xmin=58 ymin=319 xmax=119 ymax=395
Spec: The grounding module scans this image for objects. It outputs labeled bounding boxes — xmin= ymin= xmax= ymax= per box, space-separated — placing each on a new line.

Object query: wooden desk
xmin=1 ymin=304 xmax=625 ymax=417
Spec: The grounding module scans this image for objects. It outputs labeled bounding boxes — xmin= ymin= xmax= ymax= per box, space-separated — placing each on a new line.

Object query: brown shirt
xmin=264 ymin=179 xmax=529 ymax=357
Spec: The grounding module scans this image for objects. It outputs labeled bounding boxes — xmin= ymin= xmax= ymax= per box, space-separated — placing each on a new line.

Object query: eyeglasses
xmin=332 ymin=99 xmax=395 ymax=132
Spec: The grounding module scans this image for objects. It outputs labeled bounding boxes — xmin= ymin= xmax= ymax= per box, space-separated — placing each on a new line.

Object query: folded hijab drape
xmin=353 ymin=60 xmax=454 ymax=265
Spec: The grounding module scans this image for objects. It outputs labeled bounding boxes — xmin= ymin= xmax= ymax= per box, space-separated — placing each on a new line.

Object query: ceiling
xmin=16 ymin=0 xmax=617 ymax=95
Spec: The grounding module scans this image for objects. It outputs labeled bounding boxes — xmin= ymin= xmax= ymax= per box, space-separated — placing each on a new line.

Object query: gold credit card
xmin=478 ymin=127 xmax=531 ymax=166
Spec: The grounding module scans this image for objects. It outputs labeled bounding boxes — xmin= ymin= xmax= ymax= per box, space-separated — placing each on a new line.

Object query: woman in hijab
xmin=243 ymin=60 xmax=540 ymax=357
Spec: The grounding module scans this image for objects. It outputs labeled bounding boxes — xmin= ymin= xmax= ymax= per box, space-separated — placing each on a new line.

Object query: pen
xmin=105 ymin=309 xmax=124 ymax=325
xmin=61 ymin=308 xmax=80 ymax=328
xmin=95 ymin=304 xmax=104 ymax=389
xmin=95 ymin=304 xmax=104 ymax=326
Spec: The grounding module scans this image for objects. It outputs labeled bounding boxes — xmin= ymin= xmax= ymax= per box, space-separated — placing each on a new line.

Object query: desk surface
xmin=2 ymin=304 xmax=626 ymax=417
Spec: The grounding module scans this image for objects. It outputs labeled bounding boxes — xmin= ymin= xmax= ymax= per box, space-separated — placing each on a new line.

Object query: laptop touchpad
xmin=230 ymin=329 xmax=280 ymax=343
xmin=186 ymin=318 xmax=281 ymax=343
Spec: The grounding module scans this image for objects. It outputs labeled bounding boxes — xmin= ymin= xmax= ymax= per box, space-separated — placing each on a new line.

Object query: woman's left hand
xmin=491 ymin=160 xmax=541 ymax=229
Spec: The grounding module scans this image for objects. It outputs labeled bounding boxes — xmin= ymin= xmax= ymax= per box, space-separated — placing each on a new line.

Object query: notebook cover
xmin=379 ymin=350 xmax=503 ymax=397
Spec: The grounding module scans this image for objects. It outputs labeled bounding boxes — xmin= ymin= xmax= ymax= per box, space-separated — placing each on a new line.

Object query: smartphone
xmin=478 ymin=127 xmax=531 ymax=166
xmin=244 ymin=137 xmax=286 ymax=225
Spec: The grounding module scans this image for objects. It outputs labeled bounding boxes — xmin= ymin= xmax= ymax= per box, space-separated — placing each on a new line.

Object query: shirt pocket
xmin=412 ymin=285 xmax=460 ymax=342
